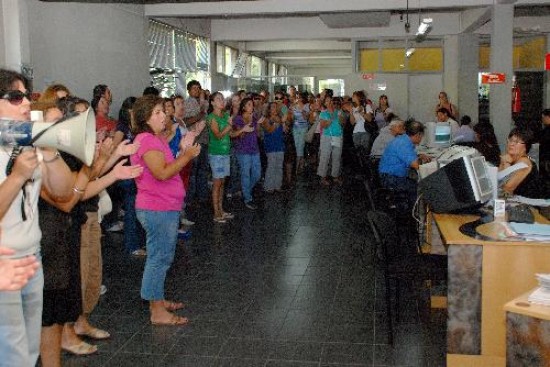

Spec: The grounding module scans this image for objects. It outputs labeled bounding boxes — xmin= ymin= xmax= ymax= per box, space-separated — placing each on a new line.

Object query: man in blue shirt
xmin=379 ymin=120 xmax=426 ymax=210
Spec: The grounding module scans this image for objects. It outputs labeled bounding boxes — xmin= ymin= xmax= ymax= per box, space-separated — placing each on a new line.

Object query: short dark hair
xmin=0 ymin=68 xmax=29 ymax=94
xmin=436 ymin=107 xmax=450 ymax=116
xmin=142 ymin=86 xmax=160 ymax=96
xmin=406 ymin=120 xmax=425 ymax=137
xmin=460 ymin=115 xmax=472 ymax=126
xmin=542 ymin=109 xmax=550 ymax=118
xmin=186 ymin=80 xmax=201 ymax=91
xmin=508 ymin=127 xmax=534 ymax=153
xmin=132 ymin=95 xmax=164 ymax=135
xmin=91 ymin=84 xmax=109 ymax=112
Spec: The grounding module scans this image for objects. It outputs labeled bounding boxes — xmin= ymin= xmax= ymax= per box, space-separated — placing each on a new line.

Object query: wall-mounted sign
xmin=362 ymin=73 xmax=375 ymax=80
xmin=368 ymin=82 xmax=387 ymax=91
xmin=481 ymin=72 xmax=506 ymax=84
xmin=545 ymin=53 xmax=550 ymax=70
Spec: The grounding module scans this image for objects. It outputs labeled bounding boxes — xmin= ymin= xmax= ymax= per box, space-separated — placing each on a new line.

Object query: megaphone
xmin=0 ymin=107 xmax=96 ymax=166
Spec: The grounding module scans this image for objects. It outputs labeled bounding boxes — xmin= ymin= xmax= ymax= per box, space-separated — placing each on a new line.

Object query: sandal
xmin=164 ymin=300 xmax=184 ymax=311
xmin=75 ymin=327 xmax=111 ymax=340
xmin=222 ymin=212 xmax=234 ymax=220
xmin=213 ymin=216 xmax=227 ymax=223
xmin=62 ymin=341 xmax=98 ymax=356
xmin=131 ymin=249 xmax=147 ymax=257
xmin=151 ymin=314 xmax=188 ymax=326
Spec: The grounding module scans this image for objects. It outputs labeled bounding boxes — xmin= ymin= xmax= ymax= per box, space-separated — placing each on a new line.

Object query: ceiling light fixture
xmin=415 ymin=18 xmax=432 ymax=42
xmin=405 ymin=47 xmax=416 ymax=58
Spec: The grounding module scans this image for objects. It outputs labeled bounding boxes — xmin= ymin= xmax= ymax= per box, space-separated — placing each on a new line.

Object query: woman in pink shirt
xmin=131 ymin=96 xmax=200 ymax=326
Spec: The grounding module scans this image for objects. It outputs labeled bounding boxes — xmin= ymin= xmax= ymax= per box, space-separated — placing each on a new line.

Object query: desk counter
xmin=433 ymin=212 xmax=550 ymax=367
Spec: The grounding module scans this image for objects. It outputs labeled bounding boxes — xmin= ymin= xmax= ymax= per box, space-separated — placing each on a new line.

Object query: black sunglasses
xmin=274 ymin=97 xmax=283 ymax=101
xmin=1 ymin=90 xmax=32 ymax=105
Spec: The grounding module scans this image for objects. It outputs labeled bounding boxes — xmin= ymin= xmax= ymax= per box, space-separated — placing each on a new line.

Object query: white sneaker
xmin=180 ymin=218 xmax=195 ymax=226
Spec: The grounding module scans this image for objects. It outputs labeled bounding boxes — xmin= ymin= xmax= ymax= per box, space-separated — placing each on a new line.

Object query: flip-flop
xmin=62 ymin=341 xmax=98 ymax=356
xmin=164 ymin=301 xmax=185 ymax=311
xmin=151 ymin=314 xmax=188 ymax=326
xmin=75 ymin=327 xmax=111 ymax=340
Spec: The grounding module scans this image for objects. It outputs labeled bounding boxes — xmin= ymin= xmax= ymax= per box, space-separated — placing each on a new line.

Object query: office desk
xmin=433 ymin=212 xmax=550 ymax=367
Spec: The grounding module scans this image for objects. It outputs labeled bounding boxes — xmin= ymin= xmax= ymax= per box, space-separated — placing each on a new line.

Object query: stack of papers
xmin=505 ymin=222 xmax=550 ymax=242
xmin=529 ymin=274 xmax=550 ymax=305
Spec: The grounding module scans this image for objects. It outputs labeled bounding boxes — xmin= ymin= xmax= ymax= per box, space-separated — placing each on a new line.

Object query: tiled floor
xmin=63 ymin=171 xmax=447 ymax=367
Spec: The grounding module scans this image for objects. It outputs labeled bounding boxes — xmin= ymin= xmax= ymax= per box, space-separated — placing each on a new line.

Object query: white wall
xmin=26 ymin=0 xmax=150 ymax=116
xmin=345 ymin=73 xmax=409 ymax=118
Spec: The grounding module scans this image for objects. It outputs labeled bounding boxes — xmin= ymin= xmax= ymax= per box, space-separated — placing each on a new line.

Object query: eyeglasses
xmin=274 ymin=97 xmax=283 ymax=101
xmin=1 ymin=90 xmax=32 ymax=105
xmin=507 ymin=138 xmax=525 ymax=145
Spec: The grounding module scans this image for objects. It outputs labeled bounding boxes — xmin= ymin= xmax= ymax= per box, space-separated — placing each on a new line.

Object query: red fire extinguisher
xmin=512 ymin=79 xmax=521 ymax=113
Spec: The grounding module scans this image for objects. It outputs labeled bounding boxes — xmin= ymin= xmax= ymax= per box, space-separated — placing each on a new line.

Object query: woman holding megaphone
xmin=0 ymin=69 xmax=75 ymax=367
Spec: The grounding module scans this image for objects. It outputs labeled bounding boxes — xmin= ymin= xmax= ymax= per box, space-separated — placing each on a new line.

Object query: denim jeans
xmin=236 ymin=153 xmax=261 ymax=203
xmin=136 ymin=210 xmax=179 ymax=301
xmin=187 ymin=142 xmax=210 ymax=202
xmin=227 ymin=147 xmax=241 ymax=195
xmin=120 ymin=179 xmax=145 ymax=253
xmin=0 ymin=256 xmax=43 ymax=367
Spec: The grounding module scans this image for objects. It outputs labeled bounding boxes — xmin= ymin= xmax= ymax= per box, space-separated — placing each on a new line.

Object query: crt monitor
xmin=419 ymin=155 xmax=493 ymax=213
xmin=423 ymin=122 xmax=452 ymax=148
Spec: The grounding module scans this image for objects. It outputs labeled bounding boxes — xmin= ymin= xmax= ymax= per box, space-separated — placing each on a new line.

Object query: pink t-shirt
xmin=131 ymin=132 xmax=184 ymax=211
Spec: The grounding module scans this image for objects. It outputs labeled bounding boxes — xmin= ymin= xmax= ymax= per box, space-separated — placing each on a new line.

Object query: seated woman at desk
xmin=499 ymin=128 xmax=542 ymax=198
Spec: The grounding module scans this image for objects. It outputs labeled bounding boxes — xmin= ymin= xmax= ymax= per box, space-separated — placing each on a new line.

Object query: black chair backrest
xmin=367 ymin=211 xmax=417 ymax=260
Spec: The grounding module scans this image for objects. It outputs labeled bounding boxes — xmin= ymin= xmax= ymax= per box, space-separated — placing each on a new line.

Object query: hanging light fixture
xmin=415 ymin=18 xmax=432 ymax=42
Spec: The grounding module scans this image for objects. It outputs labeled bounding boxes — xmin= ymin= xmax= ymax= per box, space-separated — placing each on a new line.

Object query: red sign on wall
xmin=545 ymin=53 xmax=550 ymax=70
xmin=481 ymin=72 xmax=506 ymax=84
xmin=362 ymin=73 xmax=374 ymax=80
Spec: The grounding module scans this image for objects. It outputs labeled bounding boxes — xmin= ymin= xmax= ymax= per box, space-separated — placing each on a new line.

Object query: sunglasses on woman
xmin=1 ymin=90 xmax=32 ymax=105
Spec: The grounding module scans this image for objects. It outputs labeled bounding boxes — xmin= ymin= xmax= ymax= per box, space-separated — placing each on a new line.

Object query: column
xmin=458 ymin=33 xmax=480 ymax=122
xmin=1 ymin=0 xmax=30 ymax=72
xmin=443 ymin=35 xmax=459 ymax=108
xmin=489 ymin=4 xmax=514 ymax=149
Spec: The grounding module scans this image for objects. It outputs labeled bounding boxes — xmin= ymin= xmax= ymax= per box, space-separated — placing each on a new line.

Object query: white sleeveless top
xmin=0 ymin=147 xmax=42 ymax=258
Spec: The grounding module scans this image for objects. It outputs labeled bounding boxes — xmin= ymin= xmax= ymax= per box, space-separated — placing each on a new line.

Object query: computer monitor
xmin=419 ymin=155 xmax=493 ymax=213
xmin=423 ymin=122 xmax=452 ymax=148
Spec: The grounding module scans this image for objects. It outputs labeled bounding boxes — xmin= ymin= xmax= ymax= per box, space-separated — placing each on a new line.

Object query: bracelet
xmin=72 ymin=186 xmax=85 ymax=195
xmin=43 ymin=151 xmax=60 ymax=163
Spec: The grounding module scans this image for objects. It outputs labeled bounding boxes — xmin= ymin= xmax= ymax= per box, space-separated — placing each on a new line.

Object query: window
xmin=148 ymin=20 xmax=210 ymax=96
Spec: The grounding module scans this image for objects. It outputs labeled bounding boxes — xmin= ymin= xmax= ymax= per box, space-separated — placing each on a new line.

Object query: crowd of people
xmin=1 ymin=64 xmax=550 ymax=367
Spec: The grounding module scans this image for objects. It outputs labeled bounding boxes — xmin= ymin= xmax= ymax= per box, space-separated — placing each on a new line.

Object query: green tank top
xmin=207 ymin=111 xmax=231 ymax=155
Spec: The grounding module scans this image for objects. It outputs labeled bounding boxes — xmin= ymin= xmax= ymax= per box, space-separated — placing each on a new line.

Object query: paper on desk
xmin=508 ymin=196 xmax=550 ymax=207
xmin=509 ymin=222 xmax=550 ymax=236
xmin=497 ymin=162 xmax=528 ymax=182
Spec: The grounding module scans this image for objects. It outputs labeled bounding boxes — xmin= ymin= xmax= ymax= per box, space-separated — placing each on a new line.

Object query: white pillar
xmin=458 ymin=33 xmax=479 ymax=122
xmin=1 ymin=0 xmax=31 ymax=72
xmin=489 ymin=4 xmax=514 ymax=148
xmin=443 ymin=35 xmax=459 ymax=106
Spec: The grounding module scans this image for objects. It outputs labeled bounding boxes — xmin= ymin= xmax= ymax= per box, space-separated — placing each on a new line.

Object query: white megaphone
xmin=0 ymin=107 xmax=96 ymax=166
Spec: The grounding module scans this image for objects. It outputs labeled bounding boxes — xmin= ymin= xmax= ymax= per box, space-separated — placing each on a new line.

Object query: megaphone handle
xmin=5 ymin=146 xmax=23 ymax=176
xmin=4 ymin=145 xmax=28 ymax=221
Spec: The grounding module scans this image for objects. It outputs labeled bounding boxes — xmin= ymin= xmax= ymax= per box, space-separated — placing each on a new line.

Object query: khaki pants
xmin=80 ymin=212 xmax=102 ymax=315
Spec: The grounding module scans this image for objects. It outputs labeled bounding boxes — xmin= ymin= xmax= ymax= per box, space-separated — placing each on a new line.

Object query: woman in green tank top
xmin=207 ymin=92 xmax=235 ymax=223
